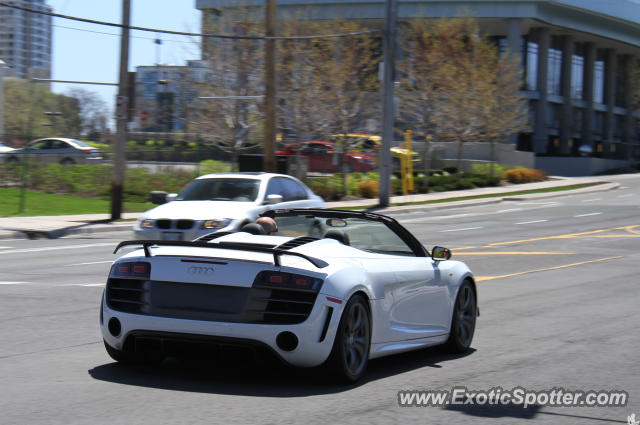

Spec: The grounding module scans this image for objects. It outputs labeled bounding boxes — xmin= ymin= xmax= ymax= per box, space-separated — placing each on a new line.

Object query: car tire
xmin=60 ymin=158 xmax=75 ymax=165
xmin=326 ymin=294 xmax=371 ymax=383
xmin=6 ymin=156 xmax=19 ymax=163
xmin=445 ymin=280 xmax=477 ymax=353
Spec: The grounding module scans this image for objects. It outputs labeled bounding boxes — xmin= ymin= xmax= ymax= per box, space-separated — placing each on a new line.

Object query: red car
xmin=277 ymin=141 xmax=376 ymax=173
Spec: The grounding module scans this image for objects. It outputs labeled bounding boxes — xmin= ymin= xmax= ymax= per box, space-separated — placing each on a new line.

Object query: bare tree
xmin=191 ymin=6 xmax=264 ymax=171
xmin=66 ymin=88 xmax=109 ymax=140
xmin=400 ymin=18 xmax=529 ymax=175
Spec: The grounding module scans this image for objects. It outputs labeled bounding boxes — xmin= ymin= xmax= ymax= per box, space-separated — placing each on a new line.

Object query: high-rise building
xmin=0 ymin=0 xmax=52 ymax=79
xmin=133 ymin=61 xmax=211 ymax=132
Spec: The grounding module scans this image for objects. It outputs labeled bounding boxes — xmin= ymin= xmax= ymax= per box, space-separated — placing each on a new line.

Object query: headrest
xmin=324 ymin=229 xmax=350 ymax=245
xmin=241 ymin=223 xmax=267 ymax=235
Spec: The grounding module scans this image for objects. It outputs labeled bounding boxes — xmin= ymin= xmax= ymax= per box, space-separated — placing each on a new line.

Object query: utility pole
xmin=111 ymin=0 xmax=130 ymax=220
xmin=264 ymin=0 xmax=276 ymax=172
xmin=0 ymin=60 xmax=7 ymax=139
xmin=379 ymin=0 xmax=397 ymax=208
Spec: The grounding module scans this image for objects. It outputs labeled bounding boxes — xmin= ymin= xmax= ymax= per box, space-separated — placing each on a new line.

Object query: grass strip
xmin=0 ymin=188 xmax=150 ymax=217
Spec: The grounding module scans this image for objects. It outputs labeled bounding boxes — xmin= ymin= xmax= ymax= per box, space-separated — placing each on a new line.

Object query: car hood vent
xmin=276 ymin=236 xmax=319 ymax=251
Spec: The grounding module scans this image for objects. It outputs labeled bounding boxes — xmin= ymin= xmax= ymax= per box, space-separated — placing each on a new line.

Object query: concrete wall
xmin=430 ymin=142 xmax=535 ymax=169
xmin=534 ymin=157 xmax=631 ymax=176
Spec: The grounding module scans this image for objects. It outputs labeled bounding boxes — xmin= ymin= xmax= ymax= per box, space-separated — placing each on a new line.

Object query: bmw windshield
xmin=176 ymin=178 xmax=261 ymax=202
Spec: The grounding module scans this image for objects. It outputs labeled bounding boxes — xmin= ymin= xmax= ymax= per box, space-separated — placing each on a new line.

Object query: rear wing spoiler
xmin=113 ymin=240 xmax=329 ymax=269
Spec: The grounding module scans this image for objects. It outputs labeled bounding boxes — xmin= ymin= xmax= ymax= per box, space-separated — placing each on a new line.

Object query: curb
xmin=0 ymin=180 xmax=620 ymax=240
xmin=0 ymin=221 xmax=135 ymax=240
xmin=329 ymin=181 xmax=620 ymax=215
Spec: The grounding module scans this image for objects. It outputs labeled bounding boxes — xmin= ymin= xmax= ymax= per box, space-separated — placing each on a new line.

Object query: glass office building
xmin=0 ymin=0 xmax=52 ymax=79
xmin=197 ymin=0 xmax=640 ymax=171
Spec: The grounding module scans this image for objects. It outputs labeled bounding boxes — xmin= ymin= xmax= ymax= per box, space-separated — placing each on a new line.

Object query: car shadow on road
xmin=88 ymin=345 xmax=475 ymax=397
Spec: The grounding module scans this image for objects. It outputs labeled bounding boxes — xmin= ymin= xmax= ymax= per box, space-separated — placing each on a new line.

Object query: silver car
xmin=0 ymin=141 xmax=15 ymax=161
xmin=5 ymin=138 xmax=102 ymax=164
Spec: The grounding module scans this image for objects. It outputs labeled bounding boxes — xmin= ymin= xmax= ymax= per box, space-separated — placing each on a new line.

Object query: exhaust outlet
xmin=276 ymin=331 xmax=298 ymax=351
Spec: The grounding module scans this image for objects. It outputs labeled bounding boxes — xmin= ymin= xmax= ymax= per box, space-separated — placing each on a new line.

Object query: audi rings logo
xmin=187 ymin=266 xmax=215 ymax=276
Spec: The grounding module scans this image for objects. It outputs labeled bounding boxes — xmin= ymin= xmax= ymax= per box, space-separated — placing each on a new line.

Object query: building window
xmin=593 ymin=58 xmax=605 ymax=104
xmin=548 ymin=48 xmax=562 ymax=96
xmin=526 ymin=41 xmax=538 ymax=91
xmin=570 ymin=54 xmax=584 ymax=100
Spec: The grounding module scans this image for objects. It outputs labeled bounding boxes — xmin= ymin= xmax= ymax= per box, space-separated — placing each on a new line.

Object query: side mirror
xmin=265 ymin=194 xmax=283 ymax=205
xmin=431 ymin=246 xmax=452 ymax=261
xmin=166 ymin=193 xmax=178 ymax=202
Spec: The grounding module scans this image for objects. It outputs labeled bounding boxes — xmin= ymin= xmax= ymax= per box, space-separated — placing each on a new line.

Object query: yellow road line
xmin=475 ymin=256 xmax=624 ymax=282
xmin=483 ymin=225 xmax=639 ymax=247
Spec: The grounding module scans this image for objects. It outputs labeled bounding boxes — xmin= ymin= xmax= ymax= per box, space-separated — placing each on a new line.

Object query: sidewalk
xmin=0 ymin=175 xmax=618 ymax=240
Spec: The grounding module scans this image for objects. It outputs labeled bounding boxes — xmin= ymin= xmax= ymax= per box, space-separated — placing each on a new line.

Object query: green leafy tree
xmin=3 ymin=78 xmax=82 ymax=144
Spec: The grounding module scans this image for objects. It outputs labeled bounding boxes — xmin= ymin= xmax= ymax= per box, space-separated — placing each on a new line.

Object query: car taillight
xmin=80 ymin=149 xmax=92 ymax=154
xmin=110 ymin=261 xmax=150 ymax=279
xmin=254 ymin=271 xmax=323 ymax=292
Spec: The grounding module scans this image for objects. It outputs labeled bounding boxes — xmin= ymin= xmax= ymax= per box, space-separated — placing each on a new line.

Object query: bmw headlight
xmin=201 ymin=218 xmax=231 ymax=230
xmin=139 ymin=219 xmax=154 ymax=229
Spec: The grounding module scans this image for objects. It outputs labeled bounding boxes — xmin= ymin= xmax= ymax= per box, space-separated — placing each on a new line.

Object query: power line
xmin=0 ymin=1 xmax=380 ymax=40
xmin=52 ymin=24 xmax=196 ymax=44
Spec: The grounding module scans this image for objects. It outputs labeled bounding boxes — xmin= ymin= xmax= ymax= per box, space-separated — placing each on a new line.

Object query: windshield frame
xmin=262 ymin=208 xmax=428 ymax=257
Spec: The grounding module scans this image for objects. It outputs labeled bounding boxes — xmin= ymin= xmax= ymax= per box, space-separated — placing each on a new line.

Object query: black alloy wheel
xmin=327 ymin=294 xmax=371 ymax=383
xmin=446 ymin=280 xmax=477 ymax=353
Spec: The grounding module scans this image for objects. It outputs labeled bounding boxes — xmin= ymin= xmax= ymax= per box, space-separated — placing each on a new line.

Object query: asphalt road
xmin=1 ymin=174 xmax=639 ymax=425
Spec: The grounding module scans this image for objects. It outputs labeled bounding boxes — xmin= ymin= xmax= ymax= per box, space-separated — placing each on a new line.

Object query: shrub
xmin=503 ymin=168 xmax=548 ymax=184
xmin=198 ymin=160 xmax=232 ymax=175
xmin=308 ymin=176 xmax=343 ymax=200
xmin=357 ymin=180 xmax=378 ymax=198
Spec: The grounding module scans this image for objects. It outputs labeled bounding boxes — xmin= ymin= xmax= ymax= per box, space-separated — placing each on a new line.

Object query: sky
xmin=48 ymin=0 xmax=202 ymax=120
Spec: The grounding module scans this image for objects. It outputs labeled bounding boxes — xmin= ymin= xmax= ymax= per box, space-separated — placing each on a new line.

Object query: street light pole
xmin=0 ymin=60 xmax=7 ymax=139
xmin=264 ymin=0 xmax=277 ymax=172
xmin=111 ymin=0 xmax=130 ymax=220
xmin=379 ymin=0 xmax=397 ymax=208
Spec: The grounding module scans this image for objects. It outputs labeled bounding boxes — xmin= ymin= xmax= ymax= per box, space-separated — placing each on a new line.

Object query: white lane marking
xmin=64 ymin=283 xmax=105 ymax=287
xmin=65 ymin=260 xmax=113 ymax=267
xmin=402 ymin=213 xmax=472 ymax=223
xmin=516 ymin=219 xmax=548 ymax=225
xmin=496 ymin=208 xmax=523 ymax=213
xmin=0 ymin=281 xmax=28 ymax=285
xmin=581 ymin=198 xmax=601 ymax=202
xmin=574 ymin=212 xmax=602 ymax=218
xmin=0 ymin=242 xmax=115 ymax=255
xmin=0 ymin=246 xmax=13 ymax=249
xmin=617 ymin=194 xmax=633 ymax=198
xmin=438 ymin=227 xmax=483 ymax=233
xmin=516 ymin=201 xmax=562 ymax=206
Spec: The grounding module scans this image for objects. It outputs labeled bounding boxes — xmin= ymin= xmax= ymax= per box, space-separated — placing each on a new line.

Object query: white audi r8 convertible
xmin=101 ymin=209 xmax=477 ymax=382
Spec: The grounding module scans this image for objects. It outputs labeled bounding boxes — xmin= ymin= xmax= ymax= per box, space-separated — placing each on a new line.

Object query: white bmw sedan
xmin=133 ymin=172 xmax=324 ymax=241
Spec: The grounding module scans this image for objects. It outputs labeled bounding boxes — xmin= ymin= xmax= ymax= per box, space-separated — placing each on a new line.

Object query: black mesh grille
xmin=106 ymin=274 xmax=322 ymax=325
xmin=176 ymin=220 xmax=195 ymax=230
xmin=156 ymin=219 xmax=171 ymax=229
